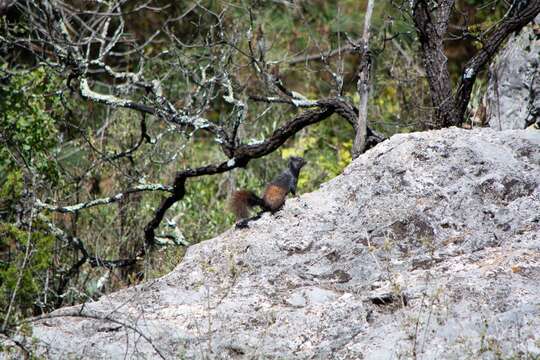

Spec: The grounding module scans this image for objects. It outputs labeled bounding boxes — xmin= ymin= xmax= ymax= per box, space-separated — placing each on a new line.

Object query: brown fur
xmin=230 ymin=184 xmax=289 ymax=220
xmin=229 ymin=190 xmax=263 ymax=219
xmin=262 ymin=184 xmax=288 ymax=212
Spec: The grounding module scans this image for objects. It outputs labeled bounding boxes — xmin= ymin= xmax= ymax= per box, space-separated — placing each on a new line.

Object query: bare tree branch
xmin=286 ymin=42 xmax=359 ymax=66
xmin=35 ymin=184 xmax=174 ymax=214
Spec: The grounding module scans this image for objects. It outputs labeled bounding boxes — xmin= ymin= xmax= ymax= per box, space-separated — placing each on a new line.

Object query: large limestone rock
xmin=3 ymin=128 xmax=540 ymax=359
xmin=486 ymin=16 xmax=540 ymax=130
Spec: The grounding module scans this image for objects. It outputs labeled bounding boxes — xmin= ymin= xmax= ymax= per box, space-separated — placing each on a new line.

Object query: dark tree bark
xmin=455 ymin=1 xmax=540 ymax=121
xmin=412 ymin=0 xmax=540 ymax=128
xmin=412 ymin=0 xmax=459 ymax=128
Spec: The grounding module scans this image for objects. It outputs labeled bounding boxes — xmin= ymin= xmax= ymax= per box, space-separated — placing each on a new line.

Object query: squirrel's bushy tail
xmin=229 ymin=190 xmax=265 ymax=220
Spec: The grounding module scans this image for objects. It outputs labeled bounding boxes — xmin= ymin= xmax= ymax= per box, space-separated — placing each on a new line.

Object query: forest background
xmin=0 ymin=0 xmax=521 ymax=332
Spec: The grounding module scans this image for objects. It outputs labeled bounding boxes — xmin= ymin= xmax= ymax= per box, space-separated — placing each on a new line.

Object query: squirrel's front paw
xmin=235 ymin=219 xmax=250 ymax=229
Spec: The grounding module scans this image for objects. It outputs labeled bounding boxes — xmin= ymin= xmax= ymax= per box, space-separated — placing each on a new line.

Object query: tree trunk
xmin=412 ymin=0 xmax=459 ymax=128
xmin=352 ymin=0 xmax=375 ymax=158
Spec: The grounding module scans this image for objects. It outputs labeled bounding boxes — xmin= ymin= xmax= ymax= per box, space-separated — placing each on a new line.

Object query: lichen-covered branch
xmin=35 ymin=184 xmax=174 ymax=214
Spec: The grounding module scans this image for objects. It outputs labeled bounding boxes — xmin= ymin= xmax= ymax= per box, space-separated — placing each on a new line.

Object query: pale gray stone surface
xmin=3 ymin=128 xmax=540 ymax=359
xmin=487 ymin=16 xmax=540 ymax=130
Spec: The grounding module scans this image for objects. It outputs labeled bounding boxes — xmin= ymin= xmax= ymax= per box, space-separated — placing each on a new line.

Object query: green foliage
xmin=0 ymin=222 xmax=54 ymax=325
xmin=0 ymin=170 xmax=23 ymax=221
xmin=0 ymin=67 xmax=63 ymax=326
xmin=0 ymin=170 xmax=23 ymax=199
xmin=0 ymin=67 xmax=62 ymax=183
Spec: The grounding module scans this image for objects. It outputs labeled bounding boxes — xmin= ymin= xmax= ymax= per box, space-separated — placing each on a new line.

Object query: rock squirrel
xmin=230 ymin=156 xmax=306 ymax=228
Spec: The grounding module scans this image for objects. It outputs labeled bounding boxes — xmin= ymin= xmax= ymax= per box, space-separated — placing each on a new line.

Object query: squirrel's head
xmin=288 ymin=156 xmax=307 ymax=171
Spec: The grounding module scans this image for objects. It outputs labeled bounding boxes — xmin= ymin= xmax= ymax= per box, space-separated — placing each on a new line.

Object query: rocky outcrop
xmin=486 ymin=16 xmax=540 ymax=130
xmin=3 ymin=128 xmax=540 ymax=359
